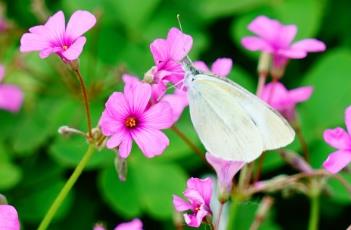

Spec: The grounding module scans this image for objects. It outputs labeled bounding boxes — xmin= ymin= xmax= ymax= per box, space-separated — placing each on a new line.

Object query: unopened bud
xmin=0 ymin=194 xmax=8 ymax=205
xmin=144 ymin=66 xmax=157 ymax=83
xmin=257 ymin=52 xmax=271 ymax=76
xmin=58 ymin=125 xmax=86 ymax=137
xmin=114 ymin=153 xmax=128 ymax=181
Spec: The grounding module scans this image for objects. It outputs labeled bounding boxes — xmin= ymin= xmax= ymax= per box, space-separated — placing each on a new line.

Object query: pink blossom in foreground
xmin=0 ymin=205 xmax=20 ymax=230
xmin=93 ymin=224 xmax=106 ymax=230
xmin=193 ymin=58 xmax=233 ymax=78
xmin=173 ymin=177 xmax=212 ymax=228
xmin=323 ymin=106 xmax=351 ymax=174
xmin=260 ymin=82 xmax=313 ymax=120
xmin=241 ymin=16 xmax=326 ymax=68
xmin=123 ymin=74 xmax=188 ymax=125
xmin=0 ymin=65 xmax=23 ymax=112
xmin=115 ymin=219 xmax=143 ymax=230
xmin=20 ymin=10 xmax=96 ymax=61
xmin=149 ymin=27 xmax=193 ymax=85
xmin=99 ymin=76 xmax=173 ymax=158
xmin=205 ymin=153 xmax=244 ymax=200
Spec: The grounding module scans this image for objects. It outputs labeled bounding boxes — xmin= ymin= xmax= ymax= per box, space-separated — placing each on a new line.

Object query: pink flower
xmin=114 ymin=219 xmax=143 ymax=230
xmin=193 ymin=58 xmax=233 ymax=78
xmin=20 ymin=10 xmax=96 ymax=61
xmin=260 ymin=82 xmax=313 ymax=120
xmin=205 ymin=153 xmax=244 ymax=200
xmin=123 ymin=74 xmax=188 ymax=125
xmin=0 ymin=18 xmax=7 ymax=32
xmin=0 ymin=65 xmax=23 ymax=112
xmin=323 ymin=106 xmax=351 ymax=174
xmin=241 ymin=16 xmax=326 ymax=68
xmin=99 ymin=76 xmax=173 ymax=158
xmin=93 ymin=224 xmax=106 ymax=230
xmin=173 ymin=177 xmax=212 ymax=228
xmin=149 ymin=27 xmax=193 ymax=85
xmin=0 ymin=205 xmax=20 ymax=230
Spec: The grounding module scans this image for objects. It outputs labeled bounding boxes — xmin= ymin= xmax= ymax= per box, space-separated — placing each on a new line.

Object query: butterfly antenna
xmin=176 ymin=14 xmax=183 ymax=32
xmin=156 ymin=79 xmax=185 ymax=101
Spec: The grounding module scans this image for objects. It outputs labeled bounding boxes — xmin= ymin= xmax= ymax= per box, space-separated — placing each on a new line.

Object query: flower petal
xmin=323 ymin=150 xmax=351 ymax=174
xmin=62 ymin=36 xmax=86 ymax=60
xmin=44 ymin=11 xmax=65 ymax=43
xmin=160 ymin=90 xmax=188 ymax=124
xmin=173 ymin=195 xmax=192 ymax=212
xmin=143 ymin=101 xmax=173 ymax=129
xmin=323 ymin=128 xmax=351 ymax=150
xmin=277 ymin=48 xmax=307 ymax=59
xmin=132 ymin=128 xmax=169 ymax=157
xmin=119 ymin=135 xmax=133 ymax=159
xmin=288 ymin=86 xmax=313 ymax=103
xmin=345 ymin=106 xmax=351 ymax=135
xmin=211 ymin=58 xmax=233 ymax=78
xmin=184 ymin=208 xmax=208 ymax=228
xmin=65 ymin=10 xmax=96 ymax=40
xmin=186 ymin=177 xmax=212 ymax=205
xmin=99 ymin=111 xmax=124 ymax=136
xmin=0 ymin=65 xmax=4 ymax=82
xmin=106 ymin=130 xmax=126 ymax=149
xmin=114 ymin=219 xmax=143 ymax=230
xmin=205 ymin=153 xmax=244 ymax=194
xmin=291 ymin=39 xmax=326 ymax=52
xmin=241 ymin=36 xmax=273 ymax=52
xmin=150 ymin=38 xmax=169 ymax=65
xmin=124 ymin=79 xmax=151 ymax=114
xmin=167 ymin=27 xmax=193 ymax=61
xmin=277 ymin=25 xmax=297 ymax=48
xmin=0 ymin=205 xmax=20 ymax=230
xmin=0 ymin=85 xmax=23 ymax=112
xmin=105 ymin=92 xmax=129 ymax=120
xmin=247 ymin=16 xmax=281 ymax=42
xmin=20 ymin=32 xmax=51 ymax=53
xmin=193 ymin=61 xmax=210 ymax=73
xmin=260 ymin=82 xmax=289 ymax=110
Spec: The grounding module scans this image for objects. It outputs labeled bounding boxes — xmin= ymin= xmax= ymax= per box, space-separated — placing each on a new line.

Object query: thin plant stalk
xmin=215 ymin=202 xmax=225 ymax=230
xmin=37 ymin=144 xmax=95 ymax=230
xmin=308 ymin=194 xmax=320 ymax=230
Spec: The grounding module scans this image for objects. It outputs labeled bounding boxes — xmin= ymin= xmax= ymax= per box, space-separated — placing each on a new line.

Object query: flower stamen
xmin=125 ymin=117 xmax=137 ymax=128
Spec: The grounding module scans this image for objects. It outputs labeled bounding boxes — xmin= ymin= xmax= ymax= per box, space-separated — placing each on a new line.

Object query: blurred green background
xmin=0 ymin=0 xmax=351 ymax=229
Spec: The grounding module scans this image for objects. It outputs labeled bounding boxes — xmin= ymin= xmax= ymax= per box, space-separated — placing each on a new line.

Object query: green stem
xmin=227 ymin=197 xmax=240 ymax=230
xmin=308 ymin=194 xmax=320 ymax=230
xmin=37 ymin=144 xmax=95 ymax=230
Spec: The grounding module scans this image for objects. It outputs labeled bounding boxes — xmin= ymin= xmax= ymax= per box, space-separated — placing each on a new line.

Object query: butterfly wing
xmin=188 ymin=74 xmax=295 ymax=162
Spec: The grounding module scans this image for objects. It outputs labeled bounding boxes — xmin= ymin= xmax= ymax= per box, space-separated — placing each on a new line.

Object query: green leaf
xmin=49 ymin=136 xmax=114 ymax=169
xmin=0 ymin=163 xmax=22 ymax=190
xmin=300 ymin=49 xmax=351 ymax=143
xmin=327 ymin=172 xmax=351 ymax=204
xmin=134 ymin=160 xmax=187 ymax=219
xmin=98 ymin=164 xmax=142 ymax=218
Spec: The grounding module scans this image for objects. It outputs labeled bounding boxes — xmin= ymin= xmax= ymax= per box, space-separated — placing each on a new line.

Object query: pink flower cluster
xmin=93 ymin=219 xmax=143 ymax=230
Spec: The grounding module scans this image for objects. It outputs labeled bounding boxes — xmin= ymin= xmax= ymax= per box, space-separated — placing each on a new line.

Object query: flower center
xmin=125 ymin=117 xmax=137 ymax=128
xmin=62 ymin=45 xmax=68 ymax=51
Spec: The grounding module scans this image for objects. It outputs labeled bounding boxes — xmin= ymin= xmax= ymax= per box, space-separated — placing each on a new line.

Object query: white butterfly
xmin=182 ymin=58 xmax=295 ymax=162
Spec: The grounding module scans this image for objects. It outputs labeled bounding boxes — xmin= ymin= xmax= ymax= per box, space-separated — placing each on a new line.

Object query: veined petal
xmin=65 ymin=10 xmax=96 ymax=40
xmin=323 ymin=128 xmax=351 ymax=150
xmin=173 ymin=195 xmax=192 ymax=212
xmin=323 ymin=150 xmax=351 ymax=174
xmin=160 ymin=90 xmax=188 ymax=124
xmin=0 ymin=205 xmax=20 ymax=230
xmin=345 ymin=106 xmax=351 ymax=135
xmin=241 ymin=37 xmax=273 ymax=52
xmin=143 ymin=101 xmax=173 ymax=129
xmin=167 ymin=27 xmax=193 ymax=61
xmin=288 ymin=86 xmax=313 ymax=103
xmin=211 ymin=58 xmax=233 ymax=78
xmin=132 ymin=128 xmax=169 ymax=157
xmin=118 ymin=135 xmax=133 ymax=159
xmin=105 ymin=92 xmax=129 ymax=120
xmin=62 ymin=36 xmax=86 ymax=60
xmin=0 ymin=85 xmax=23 ymax=112
xmin=44 ymin=11 xmax=66 ymax=44
xmin=291 ymin=39 xmax=326 ymax=52
xmin=124 ymin=79 xmax=151 ymax=114
xmin=99 ymin=111 xmax=124 ymax=136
